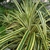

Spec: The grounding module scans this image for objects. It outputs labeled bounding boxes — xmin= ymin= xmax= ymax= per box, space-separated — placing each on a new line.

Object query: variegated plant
xmin=0 ymin=0 xmax=50 ymax=50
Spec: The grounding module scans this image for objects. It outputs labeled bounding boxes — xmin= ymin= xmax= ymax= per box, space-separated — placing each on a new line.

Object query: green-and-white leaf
xmin=16 ymin=30 xmax=30 ymax=50
xmin=26 ymin=32 xmax=35 ymax=50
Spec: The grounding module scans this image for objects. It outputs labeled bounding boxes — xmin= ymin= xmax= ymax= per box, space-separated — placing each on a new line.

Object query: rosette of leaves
xmin=0 ymin=0 xmax=50 ymax=50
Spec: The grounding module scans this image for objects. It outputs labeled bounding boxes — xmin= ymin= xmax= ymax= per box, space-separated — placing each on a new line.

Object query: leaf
xmin=38 ymin=11 xmax=46 ymax=35
xmin=0 ymin=27 xmax=25 ymax=47
xmin=36 ymin=25 xmax=48 ymax=50
xmin=13 ymin=0 xmax=22 ymax=14
xmin=16 ymin=30 xmax=30 ymax=50
xmin=26 ymin=32 xmax=35 ymax=50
